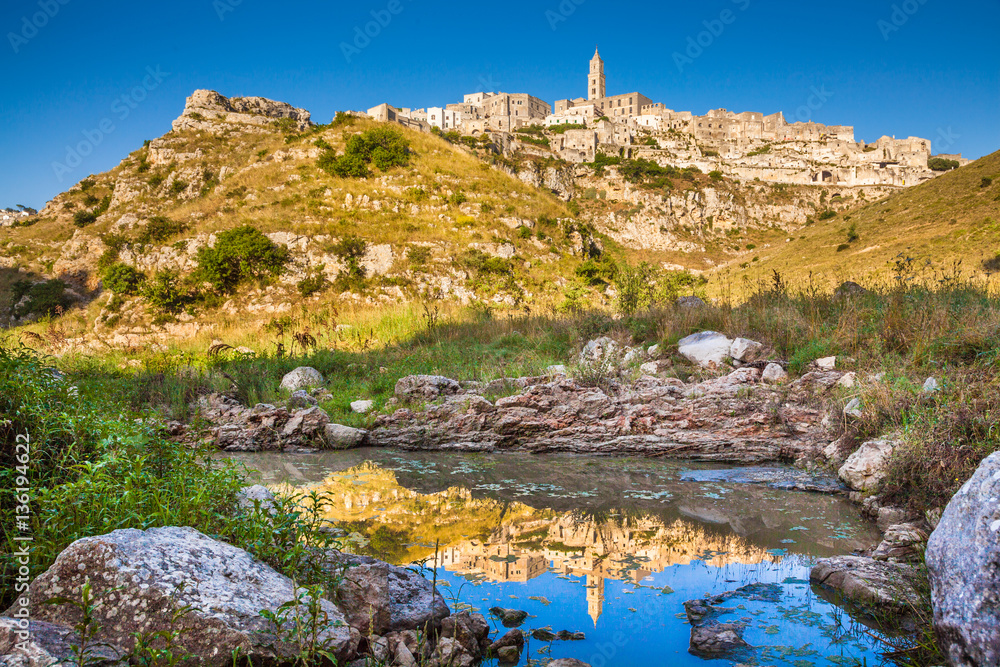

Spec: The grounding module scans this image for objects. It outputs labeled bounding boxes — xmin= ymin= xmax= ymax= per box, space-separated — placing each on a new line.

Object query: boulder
xmin=689 ymin=623 xmax=750 ymax=660
xmin=926 ymin=451 xmax=1000 ymax=667
xmin=235 ymin=484 xmax=277 ymax=515
xmin=0 ymin=618 xmax=126 ymax=667
xmin=836 ymin=372 xmax=857 ymax=389
xmin=838 ymin=436 xmax=897 ymax=491
xmin=843 ymin=397 xmax=863 ymax=419
xmin=729 ymin=337 xmax=765 ymax=363
xmin=287 ymin=389 xmax=318 ymax=409
xmin=488 ymin=607 xmax=528 ymax=628
xmin=438 ymin=611 xmax=490 ymax=658
xmin=7 ymin=527 xmax=359 ymax=665
xmin=834 ymin=281 xmax=868 ymax=299
xmin=318 ymin=550 xmax=450 ymax=635
xmin=431 ymin=637 xmax=474 ymax=667
xmin=394 ymin=375 xmax=461 ymax=401
xmin=646 ymin=343 xmax=660 ymax=357
xmin=324 ymin=423 xmax=368 ymax=449
xmin=677 ymin=331 xmax=732 ymax=368
xmin=639 ymin=360 xmax=671 ymax=376
xmin=280 ymin=366 xmax=324 ymax=392
xmin=546 ymin=364 xmax=569 ymax=376
xmin=761 ymin=362 xmax=788 ymax=384
xmin=350 ymin=399 xmax=375 ymax=414
xmin=872 ymin=522 xmax=928 ymax=562
xmin=489 ymin=628 xmax=525 ymax=654
xmin=579 ymin=337 xmax=619 ymax=365
xmin=676 ymin=295 xmax=706 ymax=308
xmin=815 ymin=356 xmax=836 ymax=371
xmin=496 ymin=645 xmax=521 ymax=665
xmin=809 ymin=555 xmax=925 ymax=615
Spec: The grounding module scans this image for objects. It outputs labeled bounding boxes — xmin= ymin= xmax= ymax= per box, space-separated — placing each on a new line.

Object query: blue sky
xmin=2 ymin=0 xmax=998 ymax=209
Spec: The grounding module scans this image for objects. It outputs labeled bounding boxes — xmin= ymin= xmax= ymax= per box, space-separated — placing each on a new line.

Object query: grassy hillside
xmin=723 ymin=150 xmax=1000 ymax=292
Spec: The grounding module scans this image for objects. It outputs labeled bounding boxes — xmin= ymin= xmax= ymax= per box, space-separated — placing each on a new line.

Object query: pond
xmin=227 ymin=449 xmax=886 ymax=667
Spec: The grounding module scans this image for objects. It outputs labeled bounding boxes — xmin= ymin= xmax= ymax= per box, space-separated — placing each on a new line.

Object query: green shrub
xmin=448 ymin=191 xmax=468 ymax=206
xmin=575 ymin=255 xmax=618 ymax=286
xmin=73 ymin=210 xmax=98 ymax=228
xmin=196 ymin=225 xmax=291 ymax=293
xmin=297 ymin=272 xmax=330 ymax=297
xmin=407 ymin=245 xmax=432 ymax=270
xmin=318 ymin=127 xmax=411 ymax=180
xmin=169 ymin=179 xmax=189 ymax=195
xmin=148 ymin=173 xmax=165 ymax=188
xmin=818 ymin=209 xmax=837 ymax=220
xmin=137 ymin=216 xmax=188 ymax=245
xmin=331 ymin=235 xmax=368 ymax=290
xmin=709 ymin=170 xmax=723 ymax=181
xmin=318 ymin=152 xmax=370 ymax=178
xmin=141 ymin=270 xmax=192 ymax=313
xmin=10 ymin=280 xmax=70 ymax=318
xmin=101 ymin=263 xmax=146 ymax=295
xmin=982 ymin=177 xmax=993 ymax=188
xmin=928 ymin=157 xmax=960 ymax=171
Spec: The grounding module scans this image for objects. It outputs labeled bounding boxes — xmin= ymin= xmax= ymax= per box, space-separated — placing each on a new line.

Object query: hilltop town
xmin=368 ymin=49 xmax=967 ymax=188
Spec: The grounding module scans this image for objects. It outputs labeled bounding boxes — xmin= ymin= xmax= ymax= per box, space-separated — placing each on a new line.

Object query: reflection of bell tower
xmin=586 ymin=574 xmax=604 ymax=626
xmin=588 ymin=47 xmax=605 ymax=101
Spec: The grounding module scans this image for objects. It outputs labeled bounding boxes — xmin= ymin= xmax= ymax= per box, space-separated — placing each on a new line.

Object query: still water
xmin=228 ymin=449 xmax=886 ymax=667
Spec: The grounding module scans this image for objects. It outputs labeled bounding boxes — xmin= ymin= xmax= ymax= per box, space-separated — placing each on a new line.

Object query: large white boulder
xmin=838 ymin=436 xmax=897 ymax=491
xmin=6 ymin=527 xmax=359 ymax=665
xmin=279 ymin=366 xmax=324 ymax=392
xmin=926 ymin=451 xmax=1000 ymax=666
xmin=761 ymin=363 xmax=788 ymax=384
xmin=678 ymin=331 xmax=732 ymax=368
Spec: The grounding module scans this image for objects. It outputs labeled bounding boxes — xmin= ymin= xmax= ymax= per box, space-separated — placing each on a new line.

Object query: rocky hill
xmin=0 ymin=89 xmax=971 ymax=347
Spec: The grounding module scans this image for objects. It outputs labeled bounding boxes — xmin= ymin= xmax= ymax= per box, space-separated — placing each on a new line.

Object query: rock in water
xmin=689 ymin=623 xmax=751 ymax=659
xmin=280 ymin=366 xmax=324 ymax=392
xmin=809 ymin=555 xmax=925 ymax=620
xmin=677 ymin=331 xmax=733 ymax=368
xmin=0 ymin=618 xmax=127 ymax=667
xmin=323 ymin=423 xmax=368 ymax=449
xmin=488 ymin=607 xmax=528 ymax=628
xmin=6 ymin=527 xmax=358 ymax=665
xmin=926 ymin=451 xmax=1000 ymax=666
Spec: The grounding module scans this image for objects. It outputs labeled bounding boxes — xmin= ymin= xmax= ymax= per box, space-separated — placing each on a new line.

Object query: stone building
xmin=555 ymin=48 xmax=653 ymax=124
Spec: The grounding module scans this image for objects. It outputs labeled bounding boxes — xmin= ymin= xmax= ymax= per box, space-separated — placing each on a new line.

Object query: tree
xmin=196 ymin=225 xmax=290 ymax=292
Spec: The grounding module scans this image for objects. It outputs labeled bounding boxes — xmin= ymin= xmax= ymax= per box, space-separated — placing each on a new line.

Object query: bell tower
xmin=588 ymin=47 xmax=605 ymax=101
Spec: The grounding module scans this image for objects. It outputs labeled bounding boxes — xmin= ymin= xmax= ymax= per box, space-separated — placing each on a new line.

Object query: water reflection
xmin=229 ymin=450 xmax=884 ymax=666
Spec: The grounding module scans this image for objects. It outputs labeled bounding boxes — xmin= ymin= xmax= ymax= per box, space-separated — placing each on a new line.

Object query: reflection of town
xmin=306 ymin=463 xmax=779 ymax=624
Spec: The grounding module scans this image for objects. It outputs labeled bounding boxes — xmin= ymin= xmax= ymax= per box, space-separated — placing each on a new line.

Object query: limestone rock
xmin=639 ymin=360 xmax=671 ymax=376
xmin=438 ymin=611 xmax=490 ymax=659
xmin=0 ymin=618 xmax=126 ymax=667
xmin=815 ymin=356 xmax=836 ymax=371
xmin=488 ymin=628 xmax=525 ymax=655
xmin=236 ymin=484 xmax=277 ymax=515
xmin=280 ymin=366 xmax=324 ymax=392
xmin=578 ymin=337 xmax=619 ymax=365
xmin=676 ymin=295 xmax=706 ymax=308
xmin=838 ymin=436 xmax=897 ymax=491
xmin=922 ymin=377 xmax=940 ymax=393
xmin=395 ymin=375 xmax=461 ymax=401
xmin=172 ymin=89 xmax=312 ymax=134
xmin=351 ymin=399 xmax=375 ymax=414
xmin=689 ymin=623 xmax=750 ymax=660
xmin=843 ymin=397 xmax=863 ymax=419
xmin=809 ymin=555 xmax=925 ymax=615
xmin=318 ymin=550 xmax=450 ymax=635
xmin=287 ymin=389 xmax=318 ymax=409
xmin=873 ymin=522 xmax=928 ymax=562
xmin=677 ymin=331 xmax=732 ymax=368
xmin=926 ymin=451 xmax=1000 ymax=667
xmin=324 ymin=423 xmax=368 ymax=449
xmin=761 ymin=362 xmax=788 ymax=384
xmin=729 ymin=337 xmax=765 ymax=363
xmin=546 ymin=364 xmax=569 ymax=376
xmin=6 ymin=527 xmax=358 ymax=665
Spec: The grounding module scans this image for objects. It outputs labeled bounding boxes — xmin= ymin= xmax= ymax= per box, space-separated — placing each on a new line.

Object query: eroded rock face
xmin=926 ymin=451 xmax=1000 ymax=667
xmin=6 ymin=527 xmax=359 ymax=666
xmin=197 ymin=394 xmax=330 ymax=451
xmin=371 ymin=370 xmax=838 ymax=464
xmin=395 ymin=375 xmax=462 ymax=401
xmin=0 ymin=618 xmax=126 ymax=667
xmin=172 ymin=89 xmax=312 ymax=133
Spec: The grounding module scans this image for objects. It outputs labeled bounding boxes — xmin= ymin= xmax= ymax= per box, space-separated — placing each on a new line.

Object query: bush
xmin=319 ymin=127 xmax=410 ymax=180
xmin=169 ymin=179 xmax=189 ymax=195
xmin=101 ymin=263 xmax=146 ymax=296
xmin=73 ymin=210 xmax=98 ymax=228
xmin=575 ymin=255 xmax=618 ymax=286
xmin=136 ymin=216 xmax=188 ymax=245
xmin=297 ymin=272 xmax=330 ymax=297
xmin=10 ymin=279 xmax=70 ymax=318
xmin=142 ymin=270 xmax=192 ymax=313
xmin=407 ymin=246 xmax=432 ymax=269
xmin=818 ymin=209 xmax=837 ymax=221
xmin=982 ymin=177 xmax=994 ymax=188
xmin=331 ymin=235 xmax=368 ymax=290
xmin=197 ymin=225 xmax=291 ymax=293
xmin=709 ymin=170 xmax=723 ymax=181
xmin=928 ymin=157 xmax=960 ymax=171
